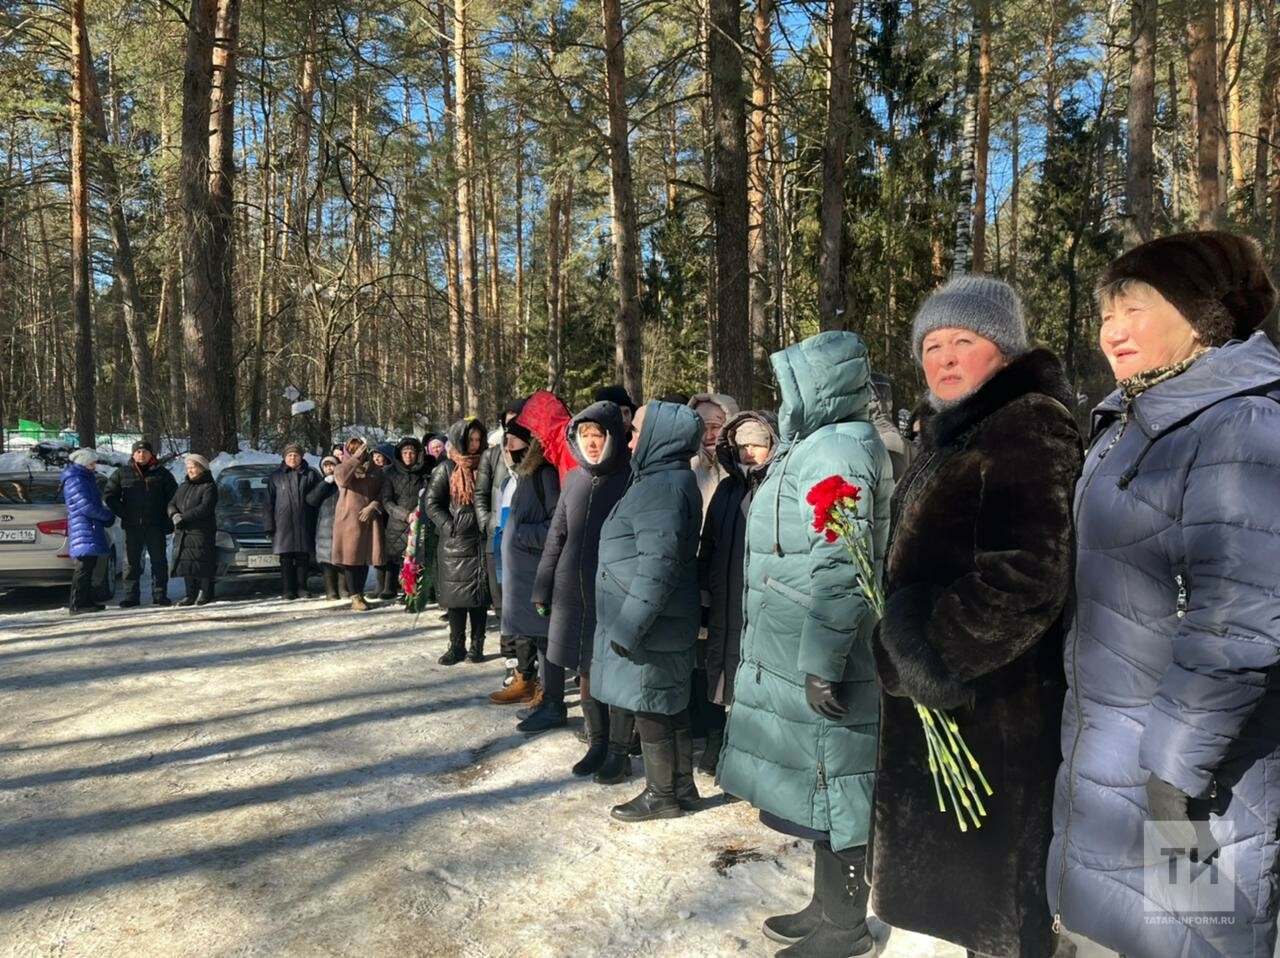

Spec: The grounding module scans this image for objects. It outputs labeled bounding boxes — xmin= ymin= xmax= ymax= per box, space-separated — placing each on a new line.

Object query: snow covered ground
xmin=0 ymin=583 xmax=1122 ymax=958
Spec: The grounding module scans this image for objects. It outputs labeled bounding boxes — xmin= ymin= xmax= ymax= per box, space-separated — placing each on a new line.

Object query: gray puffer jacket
xmin=1048 ymin=332 xmax=1280 ymax=958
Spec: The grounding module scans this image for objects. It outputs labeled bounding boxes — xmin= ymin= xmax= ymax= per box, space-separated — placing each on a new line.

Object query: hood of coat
xmin=632 ymin=401 xmax=702 ymax=476
xmin=686 ymin=392 xmax=741 ymax=422
xmin=392 ymin=436 xmax=429 ymax=477
xmin=1091 ymin=331 xmax=1280 ymax=442
xmin=446 ymin=418 xmax=487 ymax=457
xmin=772 ymin=331 xmax=873 ymax=444
xmin=514 ymin=437 xmax=548 ymax=478
xmin=714 ymin=409 xmax=781 ymax=479
xmin=924 ymin=347 xmax=1075 ymax=449
xmin=566 ymin=400 xmax=631 ymax=476
xmin=516 ymin=391 xmax=576 ymax=479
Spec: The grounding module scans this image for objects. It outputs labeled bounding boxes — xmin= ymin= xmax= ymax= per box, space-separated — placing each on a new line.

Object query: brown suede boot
xmin=351 ymin=593 xmax=369 ymax=611
xmin=489 ymin=673 xmax=539 ymax=705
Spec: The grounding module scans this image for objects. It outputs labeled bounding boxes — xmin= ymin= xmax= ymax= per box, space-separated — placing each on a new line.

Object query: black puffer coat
xmin=499 ymin=443 xmax=560 ymax=639
xmin=533 ymin=402 xmax=630 ymax=670
xmin=168 ymin=472 xmax=219 ymax=577
xmin=307 ymin=477 xmax=339 ymax=564
xmin=383 ymin=437 xmax=433 ymax=563
xmin=106 ymin=459 xmax=178 ymax=529
xmin=263 ymin=461 xmax=321 ymax=554
xmin=698 ymin=410 xmax=779 ymax=705
xmin=424 ymin=419 xmax=489 ymax=609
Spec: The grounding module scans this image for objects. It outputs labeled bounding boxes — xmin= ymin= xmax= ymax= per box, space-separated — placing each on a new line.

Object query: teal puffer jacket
xmin=718 ymin=331 xmax=892 ymax=851
xmin=590 ymin=401 xmax=703 ymax=716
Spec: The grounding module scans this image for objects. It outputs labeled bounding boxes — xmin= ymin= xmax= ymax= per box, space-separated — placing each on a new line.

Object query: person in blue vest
xmin=1049 ymin=231 xmax=1280 ymax=958
xmin=62 ymin=447 xmax=116 ymax=615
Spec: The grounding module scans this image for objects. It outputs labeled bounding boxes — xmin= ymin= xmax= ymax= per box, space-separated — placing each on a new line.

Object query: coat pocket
xmin=763 ymin=574 xmax=813 ymax=611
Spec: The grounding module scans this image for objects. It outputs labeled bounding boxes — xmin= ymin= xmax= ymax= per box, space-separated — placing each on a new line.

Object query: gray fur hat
xmin=911 ymin=275 xmax=1028 ymax=362
xmin=69 ymin=448 xmax=98 ymax=467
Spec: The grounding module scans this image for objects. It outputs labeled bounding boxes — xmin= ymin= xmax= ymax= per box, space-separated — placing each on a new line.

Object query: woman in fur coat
xmin=871 ymin=276 xmax=1082 ymax=958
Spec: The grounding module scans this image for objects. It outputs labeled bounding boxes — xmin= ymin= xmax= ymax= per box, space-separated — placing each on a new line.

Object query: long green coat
xmin=717 ymin=331 xmax=892 ymax=852
xmin=590 ymin=401 xmax=703 ymax=716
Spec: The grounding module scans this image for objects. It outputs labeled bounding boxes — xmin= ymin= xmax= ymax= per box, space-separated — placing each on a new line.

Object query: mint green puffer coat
xmin=590 ymin=401 xmax=704 ymax=715
xmin=717 ymin=331 xmax=892 ymax=851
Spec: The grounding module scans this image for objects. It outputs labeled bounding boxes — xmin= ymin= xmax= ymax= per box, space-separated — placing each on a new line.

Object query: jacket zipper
xmin=1053 ymin=414 xmax=1122 ymax=933
xmin=577 ymin=477 xmax=598 ymax=654
xmin=1175 ymin=574 xmax=1188 ymax=619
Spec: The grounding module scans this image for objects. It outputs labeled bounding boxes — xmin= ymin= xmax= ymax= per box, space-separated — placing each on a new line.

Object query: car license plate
xmin=247 ymin=553 xmax=280 ymax=569
xmin=0 ymin=529 xmax=36 ymax=543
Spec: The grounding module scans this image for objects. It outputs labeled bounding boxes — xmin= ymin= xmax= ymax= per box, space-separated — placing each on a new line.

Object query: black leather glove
xmin=610 ymin=641 xmax=631 ymax=659
xmin=1146 ymin=774 xmax=1220 ymax=859
xmin=804 ymin=674 xmax=849 ymax=721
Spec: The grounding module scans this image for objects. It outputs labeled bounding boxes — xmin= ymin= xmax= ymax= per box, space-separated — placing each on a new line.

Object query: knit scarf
xmin=1118 ymin=347 xmax=1210 ymax=404
xmin=448 ymin=448 xmax=481 ymax=505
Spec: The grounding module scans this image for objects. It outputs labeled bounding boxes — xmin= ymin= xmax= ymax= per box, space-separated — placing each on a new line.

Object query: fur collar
xmin=924 ymin=348 xmax=1073 ymax=449
xmin=515 ymin=438 xmax=547 ymax=478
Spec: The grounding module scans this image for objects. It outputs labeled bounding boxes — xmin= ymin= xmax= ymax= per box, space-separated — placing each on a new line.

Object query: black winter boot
xmin=594 ymin=708 xmax=636 ymax=784
xmin=467 ymin=624 xmax=486 ymax=663
xmin=611 ymin=735 xmax=682 ymax=822
xmin=178 ymin=577 xmax=198 ymax=607
xmin=573 ymin=700 xmax=609 ymax=777
xmin=378 ymin=564 xmax=398 ymax=599
xmin=674 ymin=724 xmax=701 ymax=811
xmin=438 ymin=611 xmax=467 ymax=665
xmin=373 ymin=567 xmax=387 ymax=599
xmin=323 ymin=565 xmax=341 ymax=600
xmin=776 ymin=843 xmax=873 ymax=957
xmin=195 ymin=579 xmax=213 ymax=605
xmin=438 ymin=638 xmax=466 ymax=665
xmin=517 ymin=697 xmax=568 ymax=734
xmin=698 ymin=724 xmax=725 ymax=775
xmin=763 ymin=843 xmax=824 ymax=944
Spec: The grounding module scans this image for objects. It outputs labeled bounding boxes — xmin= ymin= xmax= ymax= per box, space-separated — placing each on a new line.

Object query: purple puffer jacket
xmin=61 ymin=462 xmax=114 ymax=558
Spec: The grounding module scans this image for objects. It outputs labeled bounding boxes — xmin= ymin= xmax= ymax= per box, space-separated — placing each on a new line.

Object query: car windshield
xmin=216 ymin=469 xmax=273 ymax=510
xmin=0 ymin=473 xmax=67 ymax=504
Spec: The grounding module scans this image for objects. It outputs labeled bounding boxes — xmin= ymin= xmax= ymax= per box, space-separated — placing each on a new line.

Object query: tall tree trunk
xmin=1124 ymin=0 xmax=1157 ymax=249
xmin=1188 ymin=0 xmax=1223 ymax=227
xmin=546 ymin=175 xmax=563 ymax=392
xmin=952 ymin=6 xmax=982 ymax=276
xmin=514 ymin=102 xmax=526 ymax=362
xmin=748 ymin=0 xmax=772 ymax=394
xmin=709 ymin=0 xmax=750 ymax=400
xmin=1223 ymin=0 xmax=1247 ymax=211
xmin=80 ymin=23 xmax=160 ymax=447
xmin=454 ymin=0 xmax=480 ymax=415
xmin=70 ymin=0 xmax=95 ymax=448
xmin=1254 ymin=5 xmax=1279 ymax=222
xmin=601 ymin=0 xmax=643 ymax=402
xmin=971 ymin=0 xmax=992 ymax=272
xmin=818 ymin=0 xmax=853 ymax=328
xmin=199 ymin=0 xmax=241 ymax=452
xmin=438 ymin=1 xmax=463 ymax=419
xmin=1010 ymin=111 xmax=1020 ymax=282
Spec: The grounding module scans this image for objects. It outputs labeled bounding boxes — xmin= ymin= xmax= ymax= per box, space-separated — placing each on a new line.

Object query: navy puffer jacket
xmin=62 ymin=462 xmax=114 ymax=558
xmin=1048 ymin=332 xmax=1280 ymax=958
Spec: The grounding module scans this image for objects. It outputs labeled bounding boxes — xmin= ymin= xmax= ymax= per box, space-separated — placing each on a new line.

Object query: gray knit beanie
xmin=69 ymin=448 xmax=97 ymax=467
xmin=911 ymin=275 xmax=1028 ymax=362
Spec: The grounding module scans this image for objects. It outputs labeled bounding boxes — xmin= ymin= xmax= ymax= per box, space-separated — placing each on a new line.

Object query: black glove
xmin=804 ymin=674 xmax=848 ymax=721
xmin=610 ymin=641 xmax=631 ymax=659
xmin=1146 ymin=774 xmax=1220 ymax=860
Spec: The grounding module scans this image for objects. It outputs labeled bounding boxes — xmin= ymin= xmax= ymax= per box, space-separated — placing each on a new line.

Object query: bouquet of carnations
xmin=400 ymin=506 xmax=429 ymax=613
xmin=806 ymin=475 xmax=992 ymax=832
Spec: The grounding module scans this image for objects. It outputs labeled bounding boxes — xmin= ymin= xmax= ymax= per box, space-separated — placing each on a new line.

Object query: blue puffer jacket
xmin=1048 ymin=333 xmax=1280 ymax=958
xmin=61 ymin=462 xmax=114 ymax=558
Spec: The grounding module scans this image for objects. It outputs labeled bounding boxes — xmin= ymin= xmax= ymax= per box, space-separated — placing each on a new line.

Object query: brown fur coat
xmin=870 ymin=349 xmax=1082 ymax=958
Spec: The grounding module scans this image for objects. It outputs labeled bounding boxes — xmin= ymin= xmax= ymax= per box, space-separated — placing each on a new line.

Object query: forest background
xmin=1 ymin=0 xmax=1278 ymax=454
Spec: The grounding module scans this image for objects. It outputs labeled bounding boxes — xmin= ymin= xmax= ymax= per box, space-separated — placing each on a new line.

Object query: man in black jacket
xmin=106 ymin=440 xmax=179 ymax=607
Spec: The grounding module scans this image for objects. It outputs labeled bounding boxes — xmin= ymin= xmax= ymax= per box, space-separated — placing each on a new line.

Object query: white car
xmin=0 ymin=469 xmax=124 ymax=599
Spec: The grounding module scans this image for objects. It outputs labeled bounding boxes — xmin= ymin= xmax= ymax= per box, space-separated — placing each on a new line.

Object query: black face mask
xmin=509 ymin=447 xmax=527 ymax=467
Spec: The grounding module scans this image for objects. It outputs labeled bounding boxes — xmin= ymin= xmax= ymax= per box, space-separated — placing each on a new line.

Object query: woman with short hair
xmin=1048 ymin=231 xmax=1280 ymax=958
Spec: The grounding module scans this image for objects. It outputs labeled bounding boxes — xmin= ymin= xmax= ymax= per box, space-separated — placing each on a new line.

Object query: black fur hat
xmin=1097 ymin=230 xmax=1278 ymax=346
